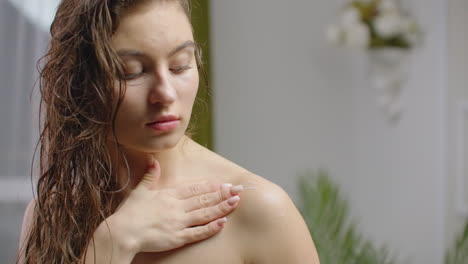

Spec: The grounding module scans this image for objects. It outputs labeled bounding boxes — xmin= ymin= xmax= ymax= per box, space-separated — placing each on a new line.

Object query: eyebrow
xmin=169 ymin=40 xmax=196 ymax=56
xmin=117 ymin=40 xmax=196 ymax=58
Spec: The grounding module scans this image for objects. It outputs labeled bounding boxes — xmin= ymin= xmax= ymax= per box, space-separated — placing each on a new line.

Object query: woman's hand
xmin=94 ymin=157 xmax=243 ymax=257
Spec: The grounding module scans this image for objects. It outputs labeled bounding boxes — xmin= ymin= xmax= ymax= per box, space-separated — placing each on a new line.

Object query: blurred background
xmin=0 ymin=0 xmax=467 ymax=263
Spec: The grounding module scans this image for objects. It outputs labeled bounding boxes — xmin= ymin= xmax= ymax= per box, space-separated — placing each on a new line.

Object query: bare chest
xmin=131 ymin=226 xmax=245 ymax=264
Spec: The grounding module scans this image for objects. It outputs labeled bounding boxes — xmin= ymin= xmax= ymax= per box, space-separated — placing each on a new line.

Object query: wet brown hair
xmin=19 ymin=0 xmax=202 ymax=263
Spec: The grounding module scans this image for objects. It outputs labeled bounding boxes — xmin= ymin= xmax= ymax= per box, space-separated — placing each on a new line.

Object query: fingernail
xmin=230 ymin=185 xmax=244 ymax=194
xmin=227 ymin=196 xmax=240 ymax=206
xmin=217 ymin=217 xmax=228 ymax=226
xmin=149 ymin=159 xmax=156 ymax=169
xmin=146 ymin=155 xmax=156 ymax=169
xmin=221 ymin=183 xmax=232 ymax=188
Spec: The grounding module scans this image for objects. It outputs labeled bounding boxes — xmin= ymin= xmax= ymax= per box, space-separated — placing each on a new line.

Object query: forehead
xmin=111 ymin=1 xmax=193 ymax=54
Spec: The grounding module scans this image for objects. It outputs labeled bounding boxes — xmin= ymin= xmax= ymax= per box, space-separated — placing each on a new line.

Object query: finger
xmin=230 ymin=184 xmax=244 ymax=195
xmin=221 ymin=183 xmax=233 ymax=198
xmin=174 ymin=182 xmax=224 ymax=199
xmin=184 ymin=190 xmax=225 ymax=212
xmin=177 ymin=217 xmax=228 ymax=245
xmin=186 ymin=196 xmax=240 ymax=226
xmin=184 ymin=184 xmax=242 ymax=212
xmin=135 ymin=156 xmax=161 ymax=191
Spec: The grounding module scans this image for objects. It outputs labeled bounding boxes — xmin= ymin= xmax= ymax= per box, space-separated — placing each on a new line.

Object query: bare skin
xmin=131 ymin=137 xmax=320 ymax=264
xmin=18 ymin=149 xmax=243 ymax=264
xmin=19 ymin=137 xmax=319 ymax=264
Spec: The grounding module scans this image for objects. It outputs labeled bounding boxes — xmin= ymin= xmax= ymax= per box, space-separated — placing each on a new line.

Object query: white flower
xmin=374 ymin=13 xmax=404 ymax=38
xmin=378 ymin=0 xmax=399 ymax=14
xmin=343 ymin=22 xmax=370 ymax=49
xmin=325 ymin=24 xmax=344 ymax=45
xmin=340 ymin=7 xmax=361 ymax=26
xmin=326 ymin=0 xmax=420 ymax=50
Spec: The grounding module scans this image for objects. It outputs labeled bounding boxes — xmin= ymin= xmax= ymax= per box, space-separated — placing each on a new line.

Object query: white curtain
xmin=0 ymin=0 xmax=58 ymax=261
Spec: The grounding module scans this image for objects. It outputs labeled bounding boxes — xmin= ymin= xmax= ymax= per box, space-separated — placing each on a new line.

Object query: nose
xmin=148 ymin=71 xmax=177 ymax=105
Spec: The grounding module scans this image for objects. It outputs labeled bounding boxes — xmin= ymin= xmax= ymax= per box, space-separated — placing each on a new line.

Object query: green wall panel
xmin=190 ymin=0 xmax=213 ymax=150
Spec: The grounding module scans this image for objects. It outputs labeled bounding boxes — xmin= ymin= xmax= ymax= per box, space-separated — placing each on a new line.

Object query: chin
xmin=133 ymin=132 xmax=184 ymax=153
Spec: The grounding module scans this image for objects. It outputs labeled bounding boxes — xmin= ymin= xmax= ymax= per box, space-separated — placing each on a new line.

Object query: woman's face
xmin=111 ymin=1 xmax=199 ymax=152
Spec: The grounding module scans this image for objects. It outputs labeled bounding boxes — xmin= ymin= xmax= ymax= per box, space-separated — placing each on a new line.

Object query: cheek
xmin=183 ymin=70 xmax=200 ymax=103
xmin=116 ymin=89 xmax=145 ymax=122
xmin=112 ymin=82 xmax=140 ymax=125
xmin=111 ymin=80 xmax=129 ymax=111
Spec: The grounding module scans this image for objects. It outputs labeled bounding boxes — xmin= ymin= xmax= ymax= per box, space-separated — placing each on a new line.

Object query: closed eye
xmin=122 ymin=72 xmax=144 ymax=80
xmin=170 ymin=65 xmax=192 ymax=74
xmin=121 ymin=60 xmax=145 ymax=80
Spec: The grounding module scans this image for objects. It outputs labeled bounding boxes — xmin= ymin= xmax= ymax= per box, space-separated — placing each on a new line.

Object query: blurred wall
xmin=0 ymin=1 xmax=47 ymax=262
xmin=210 ymin=0 xmax=450 ymax=263
xmin=446 ymin=0 xmax=468 ymax=253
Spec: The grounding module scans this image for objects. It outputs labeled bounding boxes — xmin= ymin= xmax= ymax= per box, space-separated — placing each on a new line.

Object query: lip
xmin=148 ymin=114 xmax=180 ymax=123
xmin=146 ymin=115 xmax=180 ymax=132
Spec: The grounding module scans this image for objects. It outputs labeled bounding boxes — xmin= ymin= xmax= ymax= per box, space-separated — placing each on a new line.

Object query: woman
xmin=18 ymin=0 xmax=320 ymax=263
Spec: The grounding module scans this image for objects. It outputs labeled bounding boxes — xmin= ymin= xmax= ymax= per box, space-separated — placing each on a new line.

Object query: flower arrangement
xmin=326 ymin=0 xmax=420 ymax=50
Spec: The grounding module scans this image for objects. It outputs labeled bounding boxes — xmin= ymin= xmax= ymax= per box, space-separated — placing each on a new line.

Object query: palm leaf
xmin=298 ymin=169 xmax=468 ymax=263
xmin=445 ymin=220 xmax=468 ymax=264
xmin=297 ymin=169 xmax=396 ymax=264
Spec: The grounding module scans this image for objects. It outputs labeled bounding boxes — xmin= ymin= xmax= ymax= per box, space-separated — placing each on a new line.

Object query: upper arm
xmin=17 ymin=199 xmax=35 ymax=264
xmin=236 ymin=176 xmax=320 ymax=264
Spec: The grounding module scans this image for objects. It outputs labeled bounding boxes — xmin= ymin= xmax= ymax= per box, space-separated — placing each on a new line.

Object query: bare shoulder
xmin=234 ymin=172 xmax=295 ymax=228
xmin=187 ymin=140 xmax=319 ymax=263
xmin=20 ymin=199 xmax=35 ymax=241
xmin=189 ymin=140 xmax=298 ymax=224
xmin=231 ymin=172 xmax=320 ymax=264
xmin=203 ymin=155 xmax=294 ymax=224
xmin=17 ymin=199 xmax=36 ymax=264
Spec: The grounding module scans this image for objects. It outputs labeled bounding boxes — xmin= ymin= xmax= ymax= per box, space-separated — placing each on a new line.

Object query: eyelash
xmin=170 ymin=65 xmax=192 ymax=74
xmin=122 ymin=65 xmax=192 ymax=80
xmin=123 ymin=72 xmax=143 ymax=80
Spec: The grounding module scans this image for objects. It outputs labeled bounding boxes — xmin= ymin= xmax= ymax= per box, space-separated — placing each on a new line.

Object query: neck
xmin=112 ymin=135 xmax=194 ymax=196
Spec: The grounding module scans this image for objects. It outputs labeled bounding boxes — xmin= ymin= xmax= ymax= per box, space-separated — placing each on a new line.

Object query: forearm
xmin=83 ymin=221 xmax=137 ymax=264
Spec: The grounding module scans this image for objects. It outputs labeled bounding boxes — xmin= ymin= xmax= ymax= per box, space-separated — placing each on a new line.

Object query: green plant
xmin=298 ymin=169 xmax=468 ymax=264
xmin=298 ymin=170 xmax=397 ymax=264
xmin=445 ymin=220 xmax=468 ymax=264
